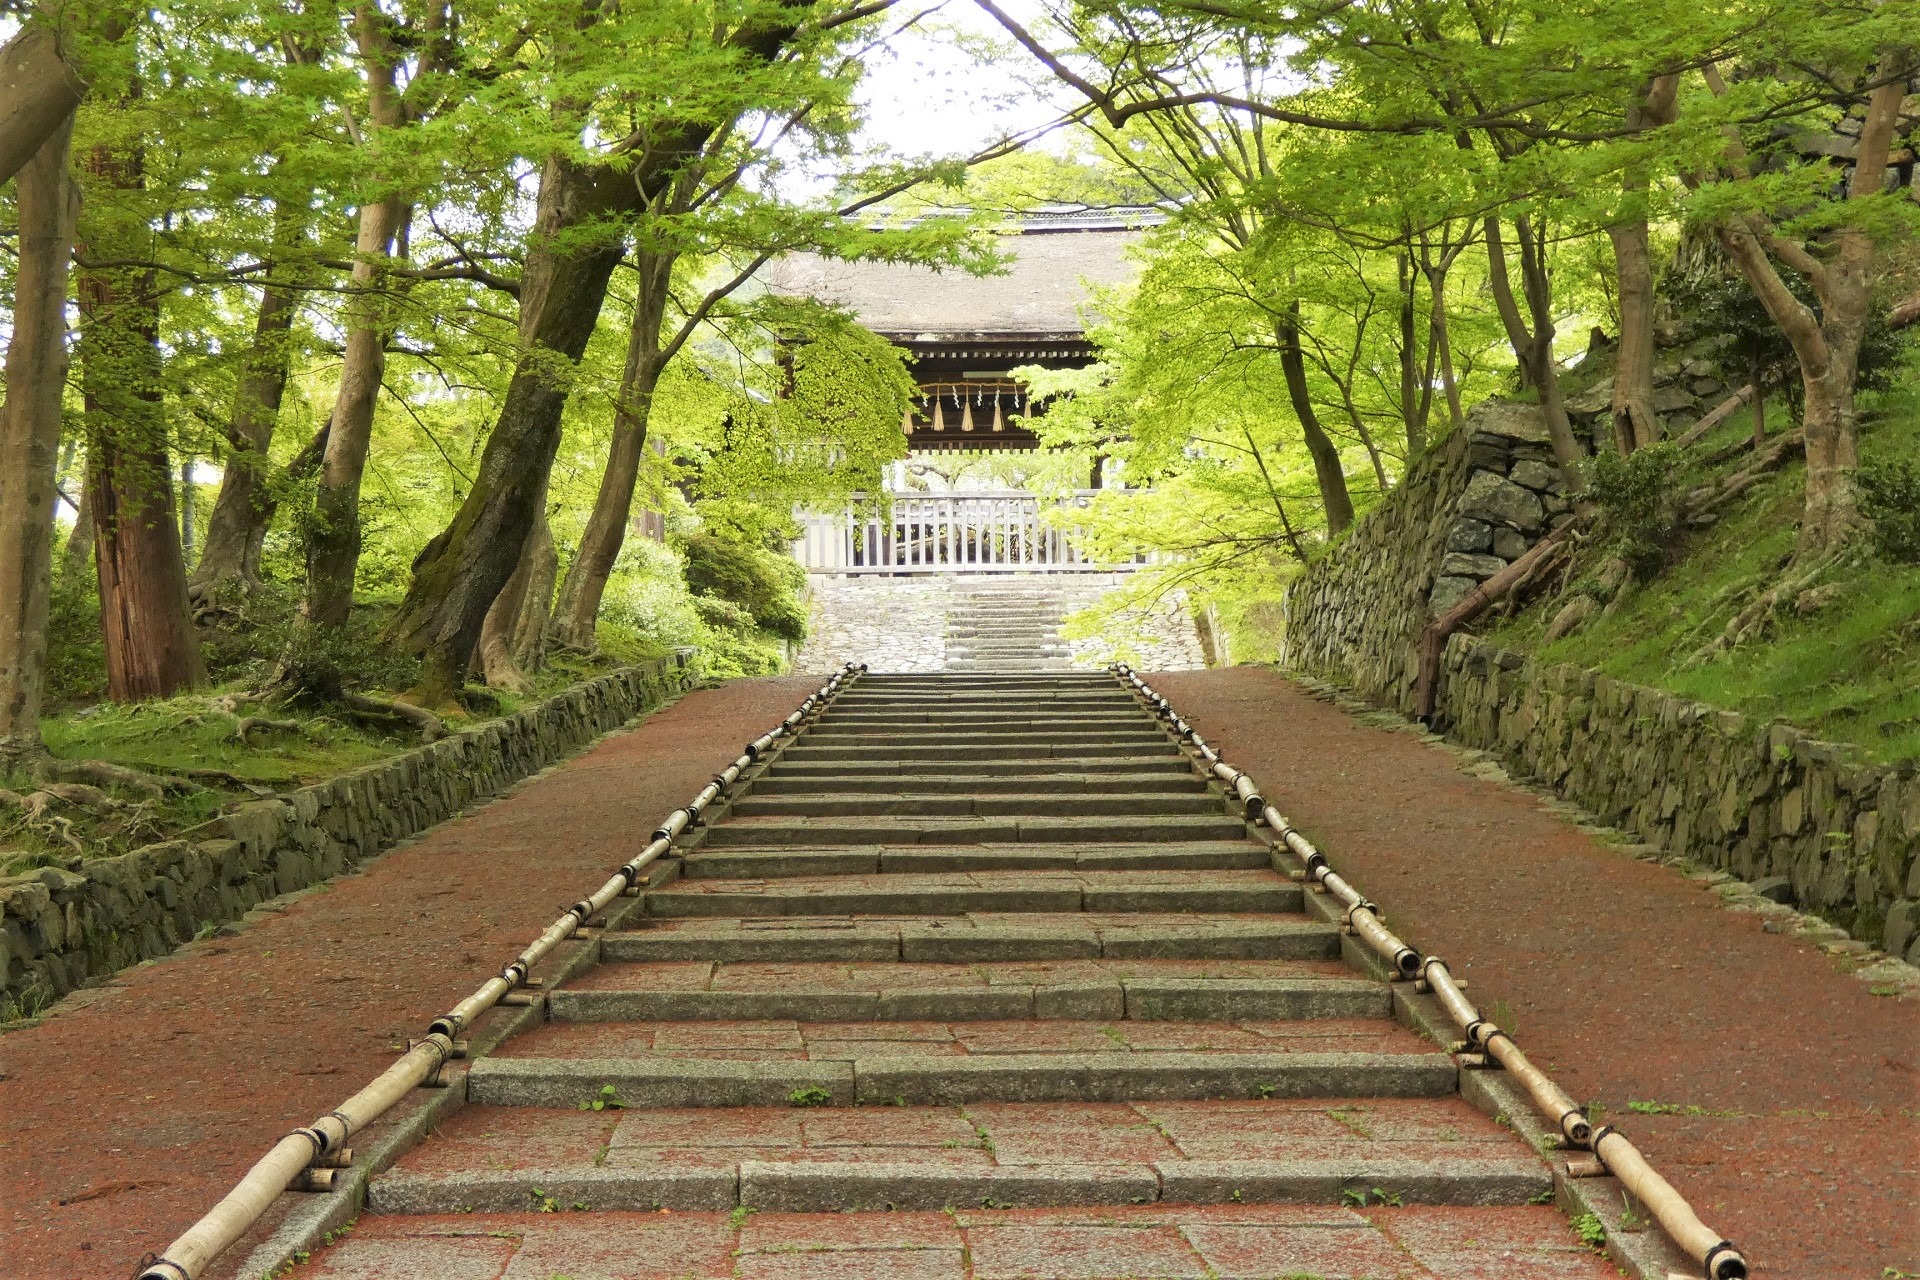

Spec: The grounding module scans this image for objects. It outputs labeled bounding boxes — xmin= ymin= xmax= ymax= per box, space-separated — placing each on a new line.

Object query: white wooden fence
xmin=794 ymin=490 xmax=1136 ymax=574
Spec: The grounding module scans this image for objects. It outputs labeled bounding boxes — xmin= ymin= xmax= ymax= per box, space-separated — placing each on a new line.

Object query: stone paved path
xmin=297 ymin=672 xmax=1607 ymax=1279
xmin=1152 ymin=668 xmax=1920 ymax=1280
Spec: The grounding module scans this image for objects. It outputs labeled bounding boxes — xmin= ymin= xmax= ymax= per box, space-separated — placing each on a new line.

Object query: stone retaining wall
xmin=0 ymin=653 xmax=695 ymax=1015
xmin=1280 ymin=398 xmax=1571 ymax=710
xmin=1435 ymin=638 xmax=1920 ymax=959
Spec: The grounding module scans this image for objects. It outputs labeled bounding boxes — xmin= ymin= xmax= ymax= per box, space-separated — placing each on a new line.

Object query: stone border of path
xmin=1 ymin=652 xmax=695 ymax=1017
xmin=1288 ymin=671 xmax=1920 ymax=1003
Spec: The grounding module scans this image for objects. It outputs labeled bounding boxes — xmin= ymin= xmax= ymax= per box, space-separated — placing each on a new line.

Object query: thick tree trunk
xmin=192 ymin=205 xmax=306 ymax=602
xmin=1485 ymin=215 xmax=1586 ymax=489
xmin=476 ymin=473 xmax=554 ymax=693
xmin=77 ymin=141 xmax=204 ymax=701
xmin=0 ymin=115 xmax=79 ymax=768
xmin=1607 ymin=76 xmax=1680 ymax=455
xmin=387 ymin=154 xmax=631 ymax=704
xmin=1708 ymin=50 xmax=1906 ymax=556
xmin=0 ymin=13 xmax=133 ymax=186
xmin=1274 ymin=307 xmax=1356 ymax=536
xmin=548 ymin=254 xmax=672 ymax=650
xmin=301 ymin=197 xmax=405 ymax=627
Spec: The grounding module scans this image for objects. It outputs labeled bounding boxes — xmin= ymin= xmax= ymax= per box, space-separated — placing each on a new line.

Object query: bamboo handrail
xmin=136 ymin=663 xmax=866 ymax=1280
xmin=1109 ymin=663 xmax=1749 ymax=1280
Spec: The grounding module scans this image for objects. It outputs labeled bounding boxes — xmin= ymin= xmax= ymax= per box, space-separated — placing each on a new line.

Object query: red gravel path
xmin=1152 ymin=667 xmax=1920 ymax=1280
xmin=0 ymin=675 xmax=819 ymax=1280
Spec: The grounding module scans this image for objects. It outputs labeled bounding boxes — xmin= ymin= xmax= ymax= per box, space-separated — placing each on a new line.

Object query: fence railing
xmin=793 ymin=490 xmax=1137 ymax=574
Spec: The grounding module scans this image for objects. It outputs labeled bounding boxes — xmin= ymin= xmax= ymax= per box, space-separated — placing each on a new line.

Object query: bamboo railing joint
xmin=139 ymin=662 xmax=866 ymax=1280
xmin=1107 ymin=663 xmax=1749 ymax=1280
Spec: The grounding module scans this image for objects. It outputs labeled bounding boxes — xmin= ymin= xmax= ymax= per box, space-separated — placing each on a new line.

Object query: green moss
xmin=1487 ymin=385 xmax=1920 ymax=765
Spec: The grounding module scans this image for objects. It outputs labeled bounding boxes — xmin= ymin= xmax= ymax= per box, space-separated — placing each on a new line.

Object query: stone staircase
xmin=301 ymin=672 xmax=1607 ymax=1279
xmin=944 ymin=576 xmax=1112 ymax=671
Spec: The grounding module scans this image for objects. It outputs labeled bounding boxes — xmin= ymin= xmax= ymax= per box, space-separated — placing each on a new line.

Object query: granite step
xmin=699 ymin=814 xmax=1250 ymax=847
xmin=746 ymin=772 xmax=1209 ymax=795
xmin=601 ymin=914 xmax=1342 ymax=962
xmin=642 ymin=870 xmax=1300 ymax=917
xmin=467 ymin=1048 xmax=1459 ymax=1108
xmin=681 ymin=842 xmax=1267 ymax=879
xmin=766 ymin=756 xmax=1193 ymax=778
xmin=724 ymin=792 xmax=1225 ymax=818
xmin=366 ymin=1096 xmax=1546 ymax=1213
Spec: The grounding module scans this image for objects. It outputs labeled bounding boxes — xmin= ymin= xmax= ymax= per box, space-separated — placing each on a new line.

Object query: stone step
xmin=700 ymin=814 xmax=1249 ymax=847
xmin=767 ymin=756 xmax=1193 ymax=777
xmin=748 ymin=772 xmax=1208 ymax=795
xmin=366 ymin=1097 xmax=1545 ymax=1213
xmin=681 ymin=842 xmax=1266 ymax=879
xmin=544 ymin=964 xmax=1386 ymax=1024
xmin=642 ymin=870 xmax=1301 ymax=917
xmin=602 ymin=914 xmax=1341 ymax=963
xmin=304 ymin=1202 xmax=1610 ymax=1278
xmin=799 ymin=727 xmax=1168 ymax=745
xmin=467 ymin=1049 xmax=1459 ymax=1108
xmin=783 ymin=742 xmax=1179 ymax=761
xmin=726 ymin=792 xmax=1225 ymax=819
xmin=818 ymin=712 xmax=1148 ymax=726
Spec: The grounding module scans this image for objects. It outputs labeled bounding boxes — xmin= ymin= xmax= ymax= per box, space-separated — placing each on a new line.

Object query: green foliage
xmin=787 ymin=1086 xmax=833 ymax=1107
xmin=1585 ymin=442 xmax=1681 ymax=577
xmin=1570 ymin=1213 xmax=1607 ymax=1250
xmin=1856 ymin=458 xmax=1920 ymax=565
xmin=681 ymin=533 xmax=808 ymax=643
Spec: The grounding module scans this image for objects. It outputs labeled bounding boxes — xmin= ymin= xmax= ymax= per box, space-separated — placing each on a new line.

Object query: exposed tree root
xmin=1682 ymin=430 xmax=1804 ymax=520
xmin=342 ymin=692 xmax=445 ymax=743
xmin=1688 ymin=550 xmax=1848 ymax=664
xmin=33 ymin=758 xmax=200 ymax=798
xmin=231 ymin=716 xmax=304 ymax=745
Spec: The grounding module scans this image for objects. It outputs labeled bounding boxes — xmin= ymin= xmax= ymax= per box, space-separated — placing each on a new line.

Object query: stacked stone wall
xmin=1435 ymin=638 xmax=1920 ymax=960
xmin=1280 ymin=399 xmax=1570 ymax=710
xmin=0 ymin=653 xmax=694 ymax=1013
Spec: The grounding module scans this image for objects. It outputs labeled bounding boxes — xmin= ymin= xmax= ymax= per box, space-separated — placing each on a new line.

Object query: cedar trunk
xmin=1274 ymin=307 xmax=1356 ymax=535
xmin=0 ymin=115 xmax=79 ymax=767
xmin=78 ymin=142 xmax=204 ymax=701
xmin=385 ymin=154 xmax=630 ymax=704
xmin=192 ymin=204 xmax=307 ymax=600
xmin=548 ymin=253 xmax=673 ymax=649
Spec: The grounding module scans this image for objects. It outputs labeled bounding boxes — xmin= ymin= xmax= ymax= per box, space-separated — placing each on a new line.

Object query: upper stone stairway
xmin=300 ymin=671 xmax=1610 ymax=1280
xmin=943 ymin=578 xmax=1113 ymax=671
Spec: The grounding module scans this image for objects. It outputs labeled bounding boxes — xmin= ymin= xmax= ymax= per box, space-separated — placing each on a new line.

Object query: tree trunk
xmin=0 ymin=114 xmax=79 ymax=768
xmin=510 ymin=510 xmax=556 ymax=671
xmin=0 ymin=13 xmax=133 ymax=186
xmin=1606 ymin=76 xmax=1680 ymax=455
xmin=191 ymin=203 xmax=306 ymax=602
xmin=476 ymin=474 xmax=553 ymax=693
xmin=179 ymin=456 xmax=195 ymax=557
xmin=1395 ymin=253 xmax=1425 ymax=461
xmin=385 ymin=153 xmax=632 ymax=704
xmin=548 ymin=252 xmax=672 ymax=650
xmin=1751 ymin=360 xmax=1766 ymax=447
xmin=1707 ymin=49 xmax=1907 ymax=556
xmin=1425 ymin=261 xmax=1465 ymax=432
xmin=1274 ymin=307 xmax=1356 ymax=536
xmin=300 ymin=196 xmax=405 ymax=627
xmin=63 ymin=477 xmax=93 ymax=577
xmin=77 ymin=138 xmax=204 ymax=701
xmin=1484 ymin=215 xmax=1586 ymax=489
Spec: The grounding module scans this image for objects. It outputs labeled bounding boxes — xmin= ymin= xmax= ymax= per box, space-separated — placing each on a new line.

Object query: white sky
xmin=848 ymin=0 xmax=1078 ymax=169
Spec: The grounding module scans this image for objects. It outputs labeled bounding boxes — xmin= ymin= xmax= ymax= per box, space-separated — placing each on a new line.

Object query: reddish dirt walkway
xmin=0 ymin=675 xmax=818 ymax=1280
xmin=1154 ymin=668 xmax=1920 ymax=1280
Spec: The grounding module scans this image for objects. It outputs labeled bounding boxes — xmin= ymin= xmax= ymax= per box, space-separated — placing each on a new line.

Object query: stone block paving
xmin=501 ymin=1016 xmax=1430 ymax=1060
xmin=300 ymin=1204 xmax=1612 ymax=1279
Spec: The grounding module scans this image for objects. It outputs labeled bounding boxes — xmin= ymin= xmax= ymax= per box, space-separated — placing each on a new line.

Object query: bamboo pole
xmin=1106 ymin=663 xmax=1749 ymax=1280
xmin=138 ymin=663 xmax=864 ymax=1280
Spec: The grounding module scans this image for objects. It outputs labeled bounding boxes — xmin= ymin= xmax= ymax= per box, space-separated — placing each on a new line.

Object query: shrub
xmin=1585 ymin=442 xmax=1680 ymax=577
xmin=1856 ymin=457 xmax=1920 ymax=565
